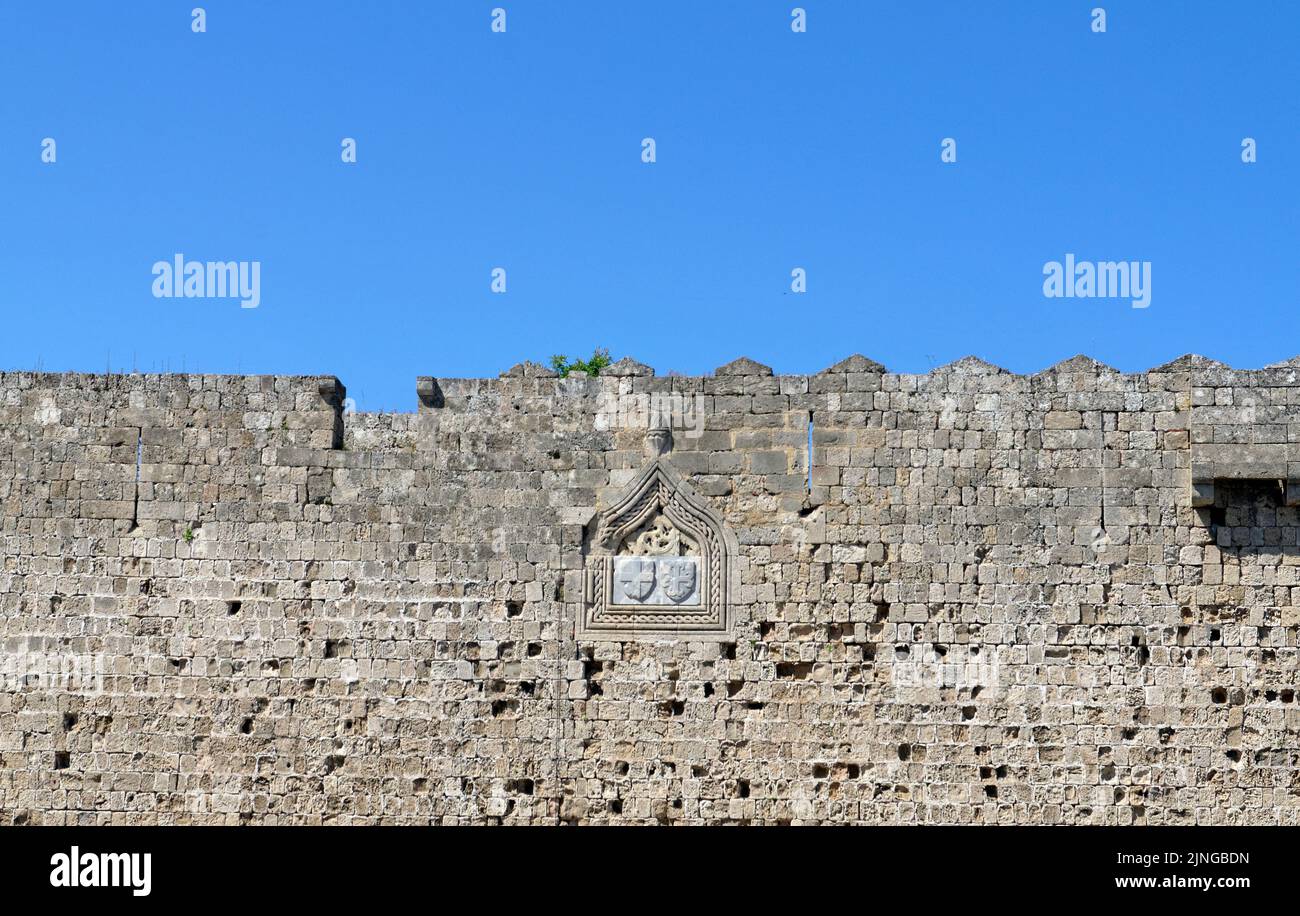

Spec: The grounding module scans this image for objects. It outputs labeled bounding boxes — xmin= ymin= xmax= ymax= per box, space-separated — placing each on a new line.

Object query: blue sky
xmin=2 ymin=1 xmax=1296 ymax=410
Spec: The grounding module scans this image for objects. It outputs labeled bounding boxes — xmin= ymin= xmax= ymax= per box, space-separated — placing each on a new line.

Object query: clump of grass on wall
xmin=549 ymin=348 xmax=612 ymax=378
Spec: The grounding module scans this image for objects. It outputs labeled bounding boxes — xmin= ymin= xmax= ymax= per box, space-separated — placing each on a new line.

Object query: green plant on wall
xmin=549 ymin=348 xmax=612 ymax=378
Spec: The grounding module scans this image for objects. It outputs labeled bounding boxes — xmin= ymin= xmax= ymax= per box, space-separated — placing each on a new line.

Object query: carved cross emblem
xmin=616 ymin=558 xmax=656 ymax=601
xmin=657 ymin=558 xmax=697 ymax=603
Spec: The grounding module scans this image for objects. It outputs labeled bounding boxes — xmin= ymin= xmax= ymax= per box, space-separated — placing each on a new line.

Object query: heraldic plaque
xmin=580 ymin=458 xmax=735 ymax=641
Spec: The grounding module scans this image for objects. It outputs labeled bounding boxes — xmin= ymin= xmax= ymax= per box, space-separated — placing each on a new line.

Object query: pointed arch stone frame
xmin=580 ymin=458 xmax=738 ymax=641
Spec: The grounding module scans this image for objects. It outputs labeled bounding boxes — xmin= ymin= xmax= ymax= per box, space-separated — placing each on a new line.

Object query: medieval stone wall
xmin=2 ymin=353 xmax=1298 ymax=824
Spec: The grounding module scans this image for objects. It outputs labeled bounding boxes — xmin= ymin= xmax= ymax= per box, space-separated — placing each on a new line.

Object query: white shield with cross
xmin=656 ymin=558 xmax=699 ymax=604
xmin=613 ymin=557 xmax=656 ymax=603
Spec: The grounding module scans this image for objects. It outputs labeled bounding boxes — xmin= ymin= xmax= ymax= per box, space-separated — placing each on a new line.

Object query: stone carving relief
xmin=580 ymin=455 xmax=735 ymax=641
xmin=610 ymin=515 xmax=702 ymax=607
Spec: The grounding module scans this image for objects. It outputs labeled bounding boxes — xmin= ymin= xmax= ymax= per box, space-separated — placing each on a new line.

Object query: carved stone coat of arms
xmin=579 ymin=458 xmax=735 ymax=641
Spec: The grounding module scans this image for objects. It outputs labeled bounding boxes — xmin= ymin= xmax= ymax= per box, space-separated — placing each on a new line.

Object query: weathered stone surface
xmin=500 ymin=360 xmax=557 ymax=378
xmin=415 ymin=376 xmax=443 ymax=408
xmin=821 ymin=354 xmax=886 ymax=374
xmin=603 ymin=356 xmax=655 ymax=377
xmin=1 ymin=359 xmax=1299 ymax=826
xmin=714 ymin=356 xmax=773 ymax=376
xmin=932 ymin=355 xmax=1007 ymax=374
xmin=1152 ymin=353 xmax=1231 ymax=372
xmin=317 ymin=375 xmax=346 ymax=405
xmin=1037 ymin=354 xmax=1118 ymax=375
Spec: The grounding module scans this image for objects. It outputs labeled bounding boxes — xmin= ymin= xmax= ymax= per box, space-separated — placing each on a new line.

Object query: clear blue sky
xmin=2 ymin=2 xmax=1296 ymax=410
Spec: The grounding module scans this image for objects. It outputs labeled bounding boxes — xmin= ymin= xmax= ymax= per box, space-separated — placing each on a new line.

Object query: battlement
xmin=7 ymin=352 xmax=1299 ymax=508
xmin=6 ymin=350 xmax=1300 ymax=403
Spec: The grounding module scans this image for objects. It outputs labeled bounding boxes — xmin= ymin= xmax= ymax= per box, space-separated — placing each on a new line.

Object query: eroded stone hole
xmin=581 ymin=656 xmax=605 ymax=696
xmin=659 ymin=700 xmax=685 ymax=717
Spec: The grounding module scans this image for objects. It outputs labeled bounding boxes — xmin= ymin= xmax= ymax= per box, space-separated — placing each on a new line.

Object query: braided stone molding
xmin=580 ymin=458 xmax=737 ymax=641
